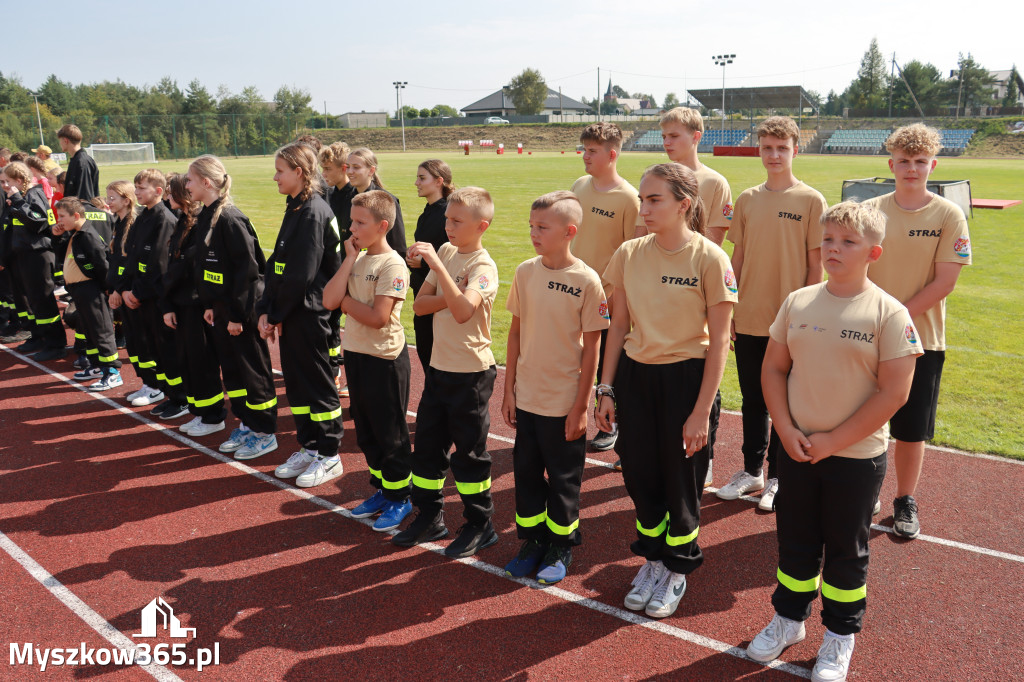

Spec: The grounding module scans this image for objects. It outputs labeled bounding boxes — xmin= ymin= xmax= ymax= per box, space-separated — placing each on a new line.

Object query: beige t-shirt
xmin=506 ymin=257 xmax=610 ymax=417
xmin=728 ymin=181 xmax=827 ymax=336
xmin=694 ymin=164 xmax=733 ymax=232
xmin=769 ymin=282 xmax=924 ymax=459
xmin=865 ymin=192 xmax=972 ymax=351
xmin=63 ymin=233 xmax=88 ymax=284
xmin=603 ymin=232 xmax=737 ymax=365
xmin=425 ymin=243 xmax=499 ymax=373
xmin=570 ymin=175 xmax=643 ymax=283
xmin=342 ymin=251 xmax=408 ymax=360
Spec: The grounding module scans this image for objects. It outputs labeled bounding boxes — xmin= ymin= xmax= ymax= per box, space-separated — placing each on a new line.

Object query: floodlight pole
xmin=28 ymin=92 xmax=45 ymax=147
xmin=393 ymin=81 xmax=408 ymax=152
xmin=713 ymin=55 xmax=735 ymax=132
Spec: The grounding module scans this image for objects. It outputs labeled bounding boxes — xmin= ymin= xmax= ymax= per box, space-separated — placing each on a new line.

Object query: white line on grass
xmin=0 ymin=531 xmax=182 ymax=682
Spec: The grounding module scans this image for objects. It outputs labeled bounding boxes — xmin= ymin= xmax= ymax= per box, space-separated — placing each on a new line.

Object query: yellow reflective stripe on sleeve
xmin=455 ymin=478 xmax=491 ymax=495
xmin=128 ymin=355 xmax=139 ymax=363
xmin=98 ymin=353 xmax=119 ymax=363
xmin=636 ymin=513 xmax=669 ymax=538
xmin=155 ymin=373 xmax=167 ymax=382
xmin=47 ymin=209 xmax=56 ymax=225
xmin=546 ymin=516 xmax=580 ymax=536
xmin=226 ymin=389 xmax=248 ymax=398
xmin=17 ymin=312 xmax=29 ymax=318
xmin=74 ymin=332 xmax=87 ymax=340
xmin=412 ymin=475 xmax=445 ymax=490
xmin=310 ymin=407 xmax=342 ymax=422
xmin=665 ymin=526 xmax=699 ymax=547
xmin=382 ymin=474 xmax=413 ymax=490
xmin=53 ymin=270 xmax=64 ymax=277
xmin=328 ymin=346 xmax=340 ymax=357
xmin=777 ymin=568 xmax=821 ymax=593
xmin=245 ymin=397 xmax=278 ymax=411
xmin=203 ymin=270 xmax=223 ymax=284
xmin=138 ymin=263 xmax=147 ymax=273
xmin=85 ymin=348 xmax=98 ymax=355
xmin=515 ymin=511 xmax=546 ymax=528
xmin=368 ymin=467 xmax=382 ymax=480
xmin=290 ymin=405 xmax=310 ymax=415
xmin=191 ymin=393 xmax=224 ymax=408
xmin=165 ymin=376 xmax=183 ymax=386
xmin=137 ymin=360 xmax=157 ymax=369
xmin=274 ymin=261 xmax=284 ymax=275
xmin=36 ymin=315 xmax=61 ymax=324
xmin=821 ymin=580 xmax=867 ymax=603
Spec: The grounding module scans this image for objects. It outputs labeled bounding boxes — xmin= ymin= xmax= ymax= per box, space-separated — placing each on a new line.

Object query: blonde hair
xmin=276 ymin=143 xmax=322 ymax=203
xmin=2 ymin=162 xmax=33 ymax=192
xmin=418 ymin=159 xmax=455 ymax=198
xmin=579 ymin=122 xmax=623 ymax=152
xmin=660 ymin=107 xmax=704 ymax=134
xmin=448 ymin=186 xmax=494 ymax=222
xmin=351 ymin=190 xmax=396 ymax=230
xmin=188 ymin=155 xmax=233 ymax=230
xmin=106 ymin=180 xmax=137 ymax=255
xmin=757 ymin=116 xmax=801 ymax=146
xmin=641 ymin=163 xmax=706 ymax=236
xmin=348 ymin=147 xmax=384 ymax=189
xmin=885 ymin=123 xmax=942 ymax=157
xmin=531 ymin=190 xmax=582 ymax=226
xmin=319 ymin=141 xmax=351 ymax=168
xmin=821 ymin=201 xmax=887 ymax=245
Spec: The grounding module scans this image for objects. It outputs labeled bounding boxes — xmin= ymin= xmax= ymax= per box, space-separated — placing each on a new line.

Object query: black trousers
xmin=121 ymin=305 xmax=158 ymax=388
xmin=174 ymin=304 xmax=226 ymax=424
xmin=210 ymin=307 xmax=277 ymax=434
xmin=411 ymin=366 xmax=497 ymax=525
xmin=413 ymin=312 xmax=434 ymax=371
xmin=734 ymin=333 xmax=782 ymax=478
xmin=615 ymin=353 xmax=708 ymax=575
xmin=66 ymin=281 xmax=119 ymax=369
xmin=329 ymin=309 xmax=342 ymax=373
xmin=773 ymin=451 xmax=886 ymax=635
xmin=280 ymin=309 xmax=342 ymax=456
xmin=141 ymin=302 xmax=185 ymax=403
xmin=513 ymin=409 xmax=586 ymax=546
xmin=345 ymin=346 xmax=412 ymax=502
xmin=13 ymin=250 xmax=64 ymax=349
xmin=0 ymin=269 xmax=12 ymax=324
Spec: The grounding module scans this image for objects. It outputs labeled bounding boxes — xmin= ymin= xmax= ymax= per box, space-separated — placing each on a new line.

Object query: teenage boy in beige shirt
xmin=864 ymin=123 xmax=972 ymax=539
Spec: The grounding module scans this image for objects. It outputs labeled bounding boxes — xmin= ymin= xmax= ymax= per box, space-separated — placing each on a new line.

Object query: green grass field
xmin=97 ymin=151 xmax=1024 ymax=458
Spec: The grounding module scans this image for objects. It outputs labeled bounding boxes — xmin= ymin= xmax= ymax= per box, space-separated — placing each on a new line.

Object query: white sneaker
xmin=872 ymin=499 xmax=881 ymax=515
xmin=235 ymin=433 xmax=278 ymax=460
xmin=218 ymin=427 xmax=250 ymax=453
xmin=704 ymin=459 xmax=714 ymax=488
xmin=179 ymin=416 xmax=203 ymax=433
xmin=746 ymin=612 xmax=806 ymax=662
xmin=131 ymin=387 xmax=165 ymax=407
xmin=759 ymin=478 xmax=779 ymax=511
xmin=645 ymin=570 xmax=687 ymax=618
xmin=88 ymin=371 xmax=123 ymax=392
xmin=624 ymin=560 xmax=666 ymax=611
xmin=295 ymin=454 xmax=343 ymax=488
xmin=275 ymin=449 xmax=316 ymax=479
xmin=716 ymin=469 xmax=765 ymax=500
xmin=811 ymin=631 xmax=854 ymax=682
xmin=188 ymin=421 xmax=225 ymax=437
xmin=126 ymin=385 xmax=151 ymax=403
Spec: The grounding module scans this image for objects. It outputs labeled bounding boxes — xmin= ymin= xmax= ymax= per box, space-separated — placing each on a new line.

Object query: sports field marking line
xmin=2 ymin=346 xmax=809 ymax=678
xmin=0 ymin=530 xmax=183 ymax=682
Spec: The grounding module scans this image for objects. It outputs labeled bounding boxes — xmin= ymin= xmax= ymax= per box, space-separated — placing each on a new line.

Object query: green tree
xmin=611 ymin=84 xmax=628 ymax=99
xmin=891 ymin=60 xmax=942 ymax=112
xmin=433 ymin=104 xmax=460 ymax=117
xmin=398 ymin=105 xmax=418 ymax=119
xmin=951 ymin=53 xmax=997 ymax=112
xmin=846 ymin=38 xmax=889 ymax=110
xmin=632 ymin=92 xmax=658 ymax=108
xmin=663 ymin=92 xmax=680 ymax=109
xmin=419 ymin=108 xmax=432 ymax=118
xmin=183 ymin=80 xmax=215 ymax=115
xmin=507 ymin=68 xmax=548 ymax=115
xmin=274 ymin=86 xmax=312 ymax=115
xmin=38 ymin=75 xmax=77 ymax=116
xmin=1002 ymin=66 xmax=1020 ymax=108
xmin=0 ymin=72 xmax=33 ymax=111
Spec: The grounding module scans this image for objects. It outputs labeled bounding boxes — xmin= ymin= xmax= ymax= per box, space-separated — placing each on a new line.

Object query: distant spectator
xmin=57 ymin=124 xmax=99 ymax=201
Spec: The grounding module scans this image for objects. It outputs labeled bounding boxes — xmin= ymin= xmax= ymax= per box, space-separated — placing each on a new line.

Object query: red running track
xmin=1 ymin=333 xmax=1022 ymax=681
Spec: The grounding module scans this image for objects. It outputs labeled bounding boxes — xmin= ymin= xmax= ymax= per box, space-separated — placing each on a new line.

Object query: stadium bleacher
xmin=824 ymin=128 xmax=975 ymax=155
xmin=697 ymin=129 xmax=747 ymax=151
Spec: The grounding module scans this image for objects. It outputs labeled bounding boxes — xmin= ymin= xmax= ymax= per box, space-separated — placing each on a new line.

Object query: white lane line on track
xmin=3 ymin=345 xmax=811 ymax=677
xmin=0 ymin=530 xmax=182 ymax=682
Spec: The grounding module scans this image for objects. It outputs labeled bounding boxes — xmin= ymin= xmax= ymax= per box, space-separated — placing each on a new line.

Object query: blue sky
xmin=6 ymin=0 xmax=1018 ymax=114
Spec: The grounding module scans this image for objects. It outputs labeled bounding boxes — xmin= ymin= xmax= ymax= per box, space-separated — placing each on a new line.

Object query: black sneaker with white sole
xmin=892 ymin=495 xmax=920 ymax=539
xmin=591 ymin=429 xmax=618 ymax=451
xmin=392 ymin=511 xmax=449 ymax=547
xmin=444 ymin=521 xmax=498 ymax=558
xmin=160 ymin=402 xmax=190 ymax=420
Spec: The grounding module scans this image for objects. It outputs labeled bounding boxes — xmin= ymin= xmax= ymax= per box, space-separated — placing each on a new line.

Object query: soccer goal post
xmin=84 ymin=143 xmax=157 ymax=165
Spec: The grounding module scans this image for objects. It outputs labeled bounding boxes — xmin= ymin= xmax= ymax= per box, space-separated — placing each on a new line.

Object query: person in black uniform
xmin=104 ymin=181 xmax=137 ymax=353
xmin=1 ymin=161 xmax=66 ymax=360
xmin=259 ymin=143 xmax=343 ymax=489
xmin=189 ymin=156 xmax=278 ymax=459
xmin=345 ymin=148 xmax=406 ymax=259
xmin=160 ymin=172 xmax=227 ymax=439
xmin=408 ymin=159 xmax=453 ymax=370
xmin=53 ymin=197 xmax=122 ymax=390
xmin=57 ymin=125 xmax=99 ymax=202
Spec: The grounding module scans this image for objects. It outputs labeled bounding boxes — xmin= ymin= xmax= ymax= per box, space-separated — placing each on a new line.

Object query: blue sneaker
xmin=536 ymin=545 xmax=572 ymax=584
xmin=504 ymin=539 xmax=547 ymax=578
xmin=373 ymin=499 xmax=413 ymax=532
xmin=218 ymin=427 xmax=249 ymax=454
xmin=235 ymin=433 xmax=278 ymax=460
xmin=351 ymin=490 xmax=389 ymax=519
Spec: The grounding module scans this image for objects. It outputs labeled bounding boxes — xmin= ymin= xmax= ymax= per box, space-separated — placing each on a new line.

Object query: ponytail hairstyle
xmin=166 ymin=172 xmax=200 ymax=256
xmin=187 ymin=154 xmax=232 ymax=228
xmin=106 ymin=180 xmax=138 ymax=255
xmin=641 ymin=163 xmax=706 ymax=236
xmin=348 ymin=147 xmax=384 ymax=189
xmin=2 ymin=162 xmax=34 ymax=193
xmin=418 ymin=159 xmax=455 ymax=198
xmin=275 ymin=143 xmax=321 ymax=204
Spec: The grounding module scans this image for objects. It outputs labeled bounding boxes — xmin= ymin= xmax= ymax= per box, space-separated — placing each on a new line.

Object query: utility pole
xmin=393 ymin=81 xmax=407 ymax=151
xmin=28 ymin=92 xmax=45 ymax=147
xmin=713 ymin=54 xmax=736 ymax=132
